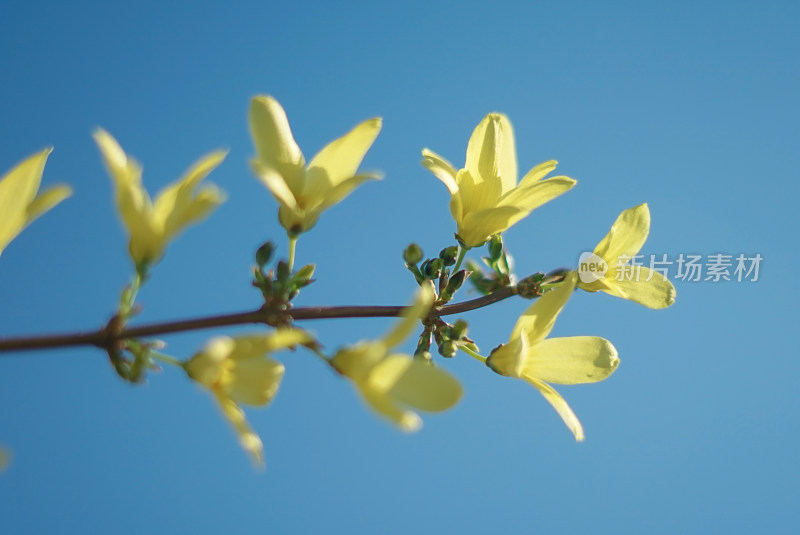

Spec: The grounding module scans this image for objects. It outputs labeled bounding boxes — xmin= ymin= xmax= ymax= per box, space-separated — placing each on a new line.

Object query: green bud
xmin=516 ymin=272 xmax=545 ymax=299
xmin=438 ymin=339 xmax=457 ymax=358
xmin=276 ymin=260 xmax=291 ymax=283
xmin=451 ymin=319 xmax=468 ymax=340
xmin=445 ymin=269 xmax=469 ymax=295
xmin=422 ymin=258 xmax=444 ymax=279
xmin=292 ymin=264 xmax=315 ymax=284
xmin=255 ymin=241 xmax=275 ymax=268
xmin=438 ymin=246 xmax=459 ymax=266
xmin=403 ymin=243 xmax=423 ymax=264
xmin=488 ymin=235 xmax=503 ymax=262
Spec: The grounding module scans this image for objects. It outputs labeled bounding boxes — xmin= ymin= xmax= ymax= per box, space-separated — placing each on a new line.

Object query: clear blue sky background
xmin=1 ymin=1 xmax=798 ymax=533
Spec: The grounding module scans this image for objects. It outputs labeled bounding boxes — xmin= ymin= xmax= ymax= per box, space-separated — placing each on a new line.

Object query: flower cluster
xmin=0 ymin=96 xmax=676 ymax=467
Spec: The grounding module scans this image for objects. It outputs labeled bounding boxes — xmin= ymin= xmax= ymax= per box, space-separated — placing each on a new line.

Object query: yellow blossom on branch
xmin=249 ymin=95 xmax=382 ymax=237
xmin=422 ymin=113 xmax=576 ymax=248
xmin=486 ymin=273 xmax=619 ymax=441
xmin=0 ymin=149 xmax=72 ymax=256
xmin=578 ymin=203 xmax=676 ymax=309
xmin=183 ymin=329 xmax=312 ymax=467
xmin=330 ymin=285 xmax=462 ymax=431
xmin=93 ymin=129 xmax=226 ymax=269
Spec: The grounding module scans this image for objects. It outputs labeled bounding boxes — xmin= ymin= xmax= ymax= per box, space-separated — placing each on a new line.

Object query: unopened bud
xmin=422 ymin=258 xmax=444 ymax=279
xmin=255 ymin=241 xmax=275 ymax=268
xmin=451 ymin=319 xmax=468 ymax=340
xmin=438 ymin=339 xmax=457 ymax=358
xmin=488 ymin=235 xmax=503 ymax=262
xmin=403 ymin=243 xmax=423 ymax=264
xmin=438 ymin=246 xmax=459 ymax=266
xmin=445 ymin=269 xmax=469 ymax=295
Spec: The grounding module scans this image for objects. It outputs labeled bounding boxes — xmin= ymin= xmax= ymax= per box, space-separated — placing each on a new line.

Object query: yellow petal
xmin=360 ymin=387 xmax=422 ymax=432
xmin=306 ymin=117 xmax=382 ymax=190
xmin=499 ymin=176 xmax=576 ymax=212
xmin=24 ymin=184 xmax=73 ymax=225
xmin=523 ymin=377 xmax=585 ymax=441
xmin=511 ymin=272 xmax=578 ymax=345
xmin=227 ymin=357 xmax=285 ymax=406
xmin=465 ymin=113 xmax=517 ymax=195
xmin=525 ymin=336 xmax=619 ymax=384
xmin=330 ymin=342 xmax=386 ymax=382
xmin=457 ymin=205 xmax=523 ymax=247
xmin=601 ymin=266 xmax=676 ymax=309
xmin=231 ymin=329 xmax=312 ymax=357
xmin=593 ymin=203 xmax=650 ymax=268
xmin=214 ymin=392 xmax=265 ymax=467
xmin=421 ymin=148 xmax=459 ymax=195
xmin=249 ymin=96 xmax=306 ymax=183
xmin=516 ymin=160 xmax=558 ymax=188
xmin=153 ymin=150 xmax=226 ymax=234
xmin=370 ymin=355 xmax=462 ymax=412
xmin=313 ymin=172 xmax=382 ymax=215
xmin=486 ymin=329 xmax=529 ymax=378
xmin=382 ymin=284 xmax=434 ymax=349
xmin=252 ymin=161 xmax=300 ymax=210
xmin=0 ymin=149 xmax=50 ymax=230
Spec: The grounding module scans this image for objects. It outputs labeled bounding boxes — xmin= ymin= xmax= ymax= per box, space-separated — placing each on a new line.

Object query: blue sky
xmin=1 ymin=1 xmax=798 ymax=533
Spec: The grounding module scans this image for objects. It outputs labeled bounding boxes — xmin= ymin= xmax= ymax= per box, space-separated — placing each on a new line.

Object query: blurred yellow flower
xmin=0 ymin=149 xmax=71 ymax=256
xmin=330 ymin=285 xmax=462 ymax=431
xmin=487 ymin=272 xmax=619 ymax=441
xmin=249 ymin=95 xmax=382 ymax=237
xmin=184 ymin=329 xmax=311 ymax=467
xmin=578 ymin=203 xmax=676 ymax=309
xmin=93 ymin=129 xmax=226 ymax=269
xmin=422 ymin=113 xmax=576 ymax=248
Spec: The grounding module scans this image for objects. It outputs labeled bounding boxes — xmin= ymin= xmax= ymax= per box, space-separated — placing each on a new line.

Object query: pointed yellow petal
xmin=525 ymin=336 xmax=619 ymax=384
xmin=511 ymin=272 xmax=577 ymax=345
xmin=249 ymin=96 xmax=305 ymax=171
xmin=360 ymin=387 xmax=422 ymax=432
xmin=370 ymin=355 xmax=462 ymax=412
xmin=499 ymin=176 xmax=576 ymax=212
xmin=313 ymin=172 xmax=382 ymax=215
xmin=486 ymin=329 xmax=529 ymax=378
xmin=153 ymin=150 xmax=226 ymax=233
xmin=457 ymin=205 xmax=523 ymax=247
xmin=0 ymin=149 xmax=50 ymax=226
xmin=465 ymin=113 xmax=517 ymax=195
xmin=593 ymin=204 xmax=650 ymax=267
xmin=383 ymin=284 xmax=434 ymax=348
xmin=251 ymin=161 xmax=300 ymax=210
xmin=306 ymin=117 xmax=382 ymax=189
xmin=24 ymin=184 xmax=72 ymax=225
xmin=523 ymin=377 xmax=585 ymax=441
xmin=516 ymin=160 xmax=558 ymax=188
xmin=421 ymin=148 xmax=459 ymax=195
xmin=231 ymin=329 xmax=312 ymax=357
xmin=227 ymin=357 xmax=285 ymax=406
xmin=213 ymin=392 xmax=265 ymax=467
xmin=601 ymin=266 xmax=676 ymax=309
xmin=330 ymin=342 xmax=386 ymax=382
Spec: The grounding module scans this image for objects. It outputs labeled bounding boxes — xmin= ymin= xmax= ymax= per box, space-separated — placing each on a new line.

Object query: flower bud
xmin=450 ymin=319 xmax=468 ymax=340
xmin=438 ymin=339 xmax=457 ymax=358
xmin=438 ymin=246 xmax=459 ymax=266
xmin=255 ymin=241 xmax=275 ymax=268
xmin=422 ymin=258 xmax=444 ymax=279
xmin=488 ymin=235 xmax=503 ymax=262
xmin=403 ymin=243 xmax=423 ymax=264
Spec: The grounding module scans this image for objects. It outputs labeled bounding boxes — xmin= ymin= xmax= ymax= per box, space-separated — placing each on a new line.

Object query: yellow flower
xmin=422 ymin=113 xmax=576 ymax=248
xmin=184 ymin=329 xmax=311 ymax=467
xmin=249 ymin=95 xmax=382 ymax=237
xmin=486 ymin=272 xmax=619 ymax=441
xmin=93 ymin=129 xmax=226 ymax=269
xmin=0 ymin=149 xmax=71 ymax=256
xmin=578 ymin=203 xmax=676 ymax=309
xmin=330 ymin=285 xmax=462 ymax=431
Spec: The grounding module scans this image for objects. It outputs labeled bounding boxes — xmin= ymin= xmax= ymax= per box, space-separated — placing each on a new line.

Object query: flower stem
xmin=150 ymin=351 xmax=184 ymax=368
xmin=452 ymin=245 xmax=469 ymax=273
xmin=459 ymin=345 xmax=487 ymax=364
xmin=287 ymin=236 xmax=298 ymax=272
